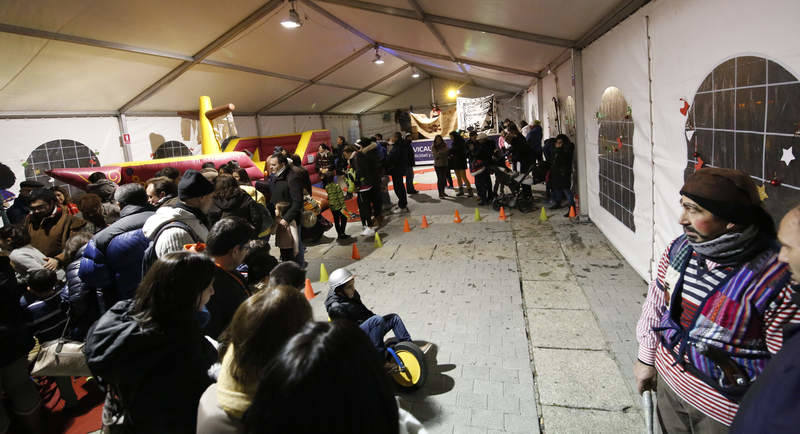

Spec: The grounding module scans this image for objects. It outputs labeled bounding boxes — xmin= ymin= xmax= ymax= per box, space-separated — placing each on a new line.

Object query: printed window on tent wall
xmin=597 ymin=87 xmax=636 ymax=231
xmin=153 ymin=140 xmax=192 ymax=159
xmin=25 ymin=139 xmax=100 ymax=198
xmin=685 ymin=56 xmax=800 ymax=222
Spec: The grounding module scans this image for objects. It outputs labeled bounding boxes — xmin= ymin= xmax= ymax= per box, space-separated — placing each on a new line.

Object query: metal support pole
xmin=572 ymin=49 xmax=589 ymax=217
xmin=536 ymin=79 xmax=544 ymax=123
xmin=117 ymin=114 xmax=133 ymax=162
xmin=255 ymin=114 xmax=263 ymax=137
xmin=430 ymin=78 xmax=436 ymax=107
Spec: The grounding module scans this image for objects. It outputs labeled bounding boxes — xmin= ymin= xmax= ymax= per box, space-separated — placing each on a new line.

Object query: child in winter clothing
xmin=20 ymin=269 xmax=79 ymax=408
xmin=322 ymin=172 xmax=350 ymax=240
xmin=274 ymin=202 xmax=299 ymax=262
xmin=324 ymin=267 xmax=411 ymax=353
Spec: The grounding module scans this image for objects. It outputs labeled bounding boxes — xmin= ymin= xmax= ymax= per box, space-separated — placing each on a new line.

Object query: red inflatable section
xmin=46 ymin=152 xmax=263 ymax=189
xmin=229 ymin=130 xmax=331 ymax=185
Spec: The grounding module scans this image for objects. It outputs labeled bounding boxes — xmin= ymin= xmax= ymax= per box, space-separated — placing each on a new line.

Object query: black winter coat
xmin=387 ymin=141 xmax=409 ymax=173
xmin=84 ymin=300 xmax=216 ymax=433
xmin=448 ymin=137 xmax=468 ymax=170
xmin=268 ymin=168 xmax=304 ymax=224
xmin=0 ymin=257 xmax=33 ymax=366
xmin=324 ymin=289 xmax=375 ymax=324
xmin=549 ymin=141 xmax=575 ymax=189
xmin=208 ymin=189 xmax=273 ymax=236
xmin=352 ymin=148 xmax=382 ymax=189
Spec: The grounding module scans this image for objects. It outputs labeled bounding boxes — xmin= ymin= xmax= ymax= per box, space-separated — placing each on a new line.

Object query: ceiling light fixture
xmin=281 ymin=1 xmax=302 ymax=29
xmin=411 ymin=67 xmax=420 ymax=78
xmin=373 ymin=46 xmax=384 ymax=65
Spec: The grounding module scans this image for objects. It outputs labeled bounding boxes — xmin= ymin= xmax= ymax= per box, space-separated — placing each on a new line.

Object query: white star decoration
xmin=781 ymin=147 xmax=796 ymax=166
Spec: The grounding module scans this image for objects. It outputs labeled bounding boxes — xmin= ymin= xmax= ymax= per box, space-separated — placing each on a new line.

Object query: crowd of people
xmin=4 ymin=123 xmax=798 ymax=434
xmin=0 ymin=145 xmax=429 ymax=433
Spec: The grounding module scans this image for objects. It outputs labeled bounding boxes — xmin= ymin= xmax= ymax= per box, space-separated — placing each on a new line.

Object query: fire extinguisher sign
xmin=121 ymin=133 xmax=131 ymax=145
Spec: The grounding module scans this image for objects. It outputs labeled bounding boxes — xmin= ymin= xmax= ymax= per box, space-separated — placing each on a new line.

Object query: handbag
xmin=31 ymin=310 xmax=92 ymax=377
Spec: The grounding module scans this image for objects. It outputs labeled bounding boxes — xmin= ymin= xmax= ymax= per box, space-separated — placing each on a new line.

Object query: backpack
xmin=140 ymin=220 xmax=200 ymax=278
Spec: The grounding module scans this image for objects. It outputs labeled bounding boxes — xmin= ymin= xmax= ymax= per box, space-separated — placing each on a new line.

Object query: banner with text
xmin=456 ymin=95 xmax=495 ymax=133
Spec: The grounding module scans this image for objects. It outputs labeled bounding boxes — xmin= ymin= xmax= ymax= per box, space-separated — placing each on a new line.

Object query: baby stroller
xmin=491 ymin=159 xmax=550 ymax=214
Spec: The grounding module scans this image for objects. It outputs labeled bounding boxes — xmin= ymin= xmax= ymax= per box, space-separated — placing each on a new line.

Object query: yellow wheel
xmin=390 ymin=342 xmax=428 ymax=391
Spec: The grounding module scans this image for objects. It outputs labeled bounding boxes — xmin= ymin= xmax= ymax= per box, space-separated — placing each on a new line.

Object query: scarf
xmin=688 ymin=224 xmax=765 ymax=266
xmin=216 ymin=344 xmax=254 ymax=419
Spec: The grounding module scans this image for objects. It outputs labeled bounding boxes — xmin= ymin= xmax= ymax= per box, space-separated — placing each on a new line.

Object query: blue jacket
xmin=62 ymin=246 xmax=100 ymax=340
xmin=79 ymin=204 xmax=154 ymax=304
xmin=526 ymin=125 xmax=543 ymax=163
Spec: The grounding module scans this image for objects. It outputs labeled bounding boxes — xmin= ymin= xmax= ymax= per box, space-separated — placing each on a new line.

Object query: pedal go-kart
xmin=384 ymin=339 xmax=428 ymax=391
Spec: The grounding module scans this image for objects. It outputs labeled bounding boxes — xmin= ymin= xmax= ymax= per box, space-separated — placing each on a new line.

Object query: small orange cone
xmin=421 ymin=216 xmax=429 ymax=228
xmin=304 ymin=278 xmax=315 ymax=300
xmin=403 ymin=218 xmax=411 ymax=232
xmin=499 ymin=207 xmax=507 ymax=221
xmin=352 ymin=242 xmax=361 ymax=260
xmin=453 ymin=209 xmax=462 ymax=223
xmin=568 ymin=205 xmax=577 ymax=218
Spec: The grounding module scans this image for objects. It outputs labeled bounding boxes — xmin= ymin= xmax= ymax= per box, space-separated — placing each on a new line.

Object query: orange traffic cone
xmin=421 ymin=216 xmax=429 ymax=228
xmin=499 ymin=207 xmax=507 ymax=221
xmin=352 ymin=243 xmax=361 ymax=260
xmin=453 ymin=209 xmax=462 ymax=223
xmin=403 ymin=218 xmax=411 ymax=232
xmin=304 ymin=278 xmax=315 ymax=300
xmin=568 ymin=205 xmax=577 ymax=218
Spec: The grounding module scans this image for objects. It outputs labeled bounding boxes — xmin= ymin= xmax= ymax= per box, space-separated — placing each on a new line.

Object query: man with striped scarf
xmin=634 ymin=168 xmax=799 ymax=432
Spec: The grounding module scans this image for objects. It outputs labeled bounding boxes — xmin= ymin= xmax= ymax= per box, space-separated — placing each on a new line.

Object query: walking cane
xmin=642 ymin=390 xmax=654 ymax=434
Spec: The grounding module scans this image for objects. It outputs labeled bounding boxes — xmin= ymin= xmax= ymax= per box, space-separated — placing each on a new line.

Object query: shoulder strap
xmin=152 ymin=220 xmax=200 ymax=244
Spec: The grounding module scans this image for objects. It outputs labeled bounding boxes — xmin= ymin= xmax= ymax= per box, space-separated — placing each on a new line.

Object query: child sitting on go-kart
xmin=324 ymin=267 xmax=412 ymax=352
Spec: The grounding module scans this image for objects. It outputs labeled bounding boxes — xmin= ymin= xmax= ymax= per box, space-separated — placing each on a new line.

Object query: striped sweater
xmin=637 ymin=235 xmax=799 ymax=425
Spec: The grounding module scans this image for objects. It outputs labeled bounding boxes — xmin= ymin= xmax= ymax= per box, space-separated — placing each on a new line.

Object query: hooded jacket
xmin=324 ymin=288 xmax=375 ymax=324
xmin=80 ymin=204 xmax=155 ymax=303
xmin=208 ymin=189 xmax=273 ymax=237
xmin=84 ymin=300 xmax=216 ymax=433
xmin=141 ymin=205 xmax=209 ymax=259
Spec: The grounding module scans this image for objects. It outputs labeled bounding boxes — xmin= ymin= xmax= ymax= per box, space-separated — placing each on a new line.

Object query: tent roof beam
xmin=314 ymin=0 xmax=573 ymax=47
xmin=322 ymin=64 xmax=409 ymax=113
xmin=257 ymin=44 xmax=374 ymax=114
xmin=118 ymin=0 xmax=285 ymax=113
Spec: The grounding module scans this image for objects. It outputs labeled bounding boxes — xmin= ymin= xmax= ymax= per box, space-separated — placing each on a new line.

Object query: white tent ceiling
xmin=0 ymin=0 xmax=648 ymax=116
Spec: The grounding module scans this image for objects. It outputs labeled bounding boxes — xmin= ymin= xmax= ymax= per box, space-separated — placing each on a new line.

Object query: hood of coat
xmin=87 ymin=179 xmax=118 ymax=202
xmin=141 ymin=204 xmax=210 ymax=240
xmin=83 ymin=300 xmax=175 ymax=384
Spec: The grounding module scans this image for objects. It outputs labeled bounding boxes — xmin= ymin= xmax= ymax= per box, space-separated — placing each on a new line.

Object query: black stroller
xmin=491 ymin=158 xmax=550 ymax=214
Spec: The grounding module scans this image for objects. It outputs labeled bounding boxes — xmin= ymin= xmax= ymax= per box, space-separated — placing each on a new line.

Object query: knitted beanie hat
xmin=178 ymin=169 xmax=215 ymax=201
xmin=680 ymin=168 xmax=761 ymax=224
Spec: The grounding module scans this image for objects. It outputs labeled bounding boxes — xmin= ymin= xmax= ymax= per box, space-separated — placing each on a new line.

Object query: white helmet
xmin=329 ymin=268 xmax=355 ymax=291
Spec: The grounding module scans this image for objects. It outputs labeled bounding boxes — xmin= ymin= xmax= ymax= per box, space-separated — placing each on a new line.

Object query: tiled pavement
xmin=304 ymin=177 xmax=650 ymax=433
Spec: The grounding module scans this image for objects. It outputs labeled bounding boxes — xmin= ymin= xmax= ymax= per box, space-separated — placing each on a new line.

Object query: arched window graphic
xmin=685 ymin=56 xmax=800 ymax=221
xmin=153 ymin=140 xmax=192 ymax=159
xmin=598 ymin=87 xmax=636 ymax=231
xmin=25 ymin=140 xmax=100 ymax=197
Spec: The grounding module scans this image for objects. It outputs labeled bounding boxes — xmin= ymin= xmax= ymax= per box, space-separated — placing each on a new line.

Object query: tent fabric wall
xmin=257 ymin=115 xmax=323 ymax=138
xmin=234 ymin=116 xmax=258 ymax=139
xmin=361 ymin=113 xmax=399 ymax=141
xmin=580 ymin=0 xmax=800 ymax=280
xmin=540 ymin=73 xmax=558 ymax=138
xmin=647 ymin=0 xmax=800 ymax=268
xmin=125 ymin=117 xmax=201 ymax=162
xmin=322 ymin=115 xmax=359 ymax=144
xmin=523 ymin=87 xmax=540 ymax=125
xmin=0 ymin=117 xmax=122 ymax=194
xmin=581 ymin=7 xmax=653 ymax=280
